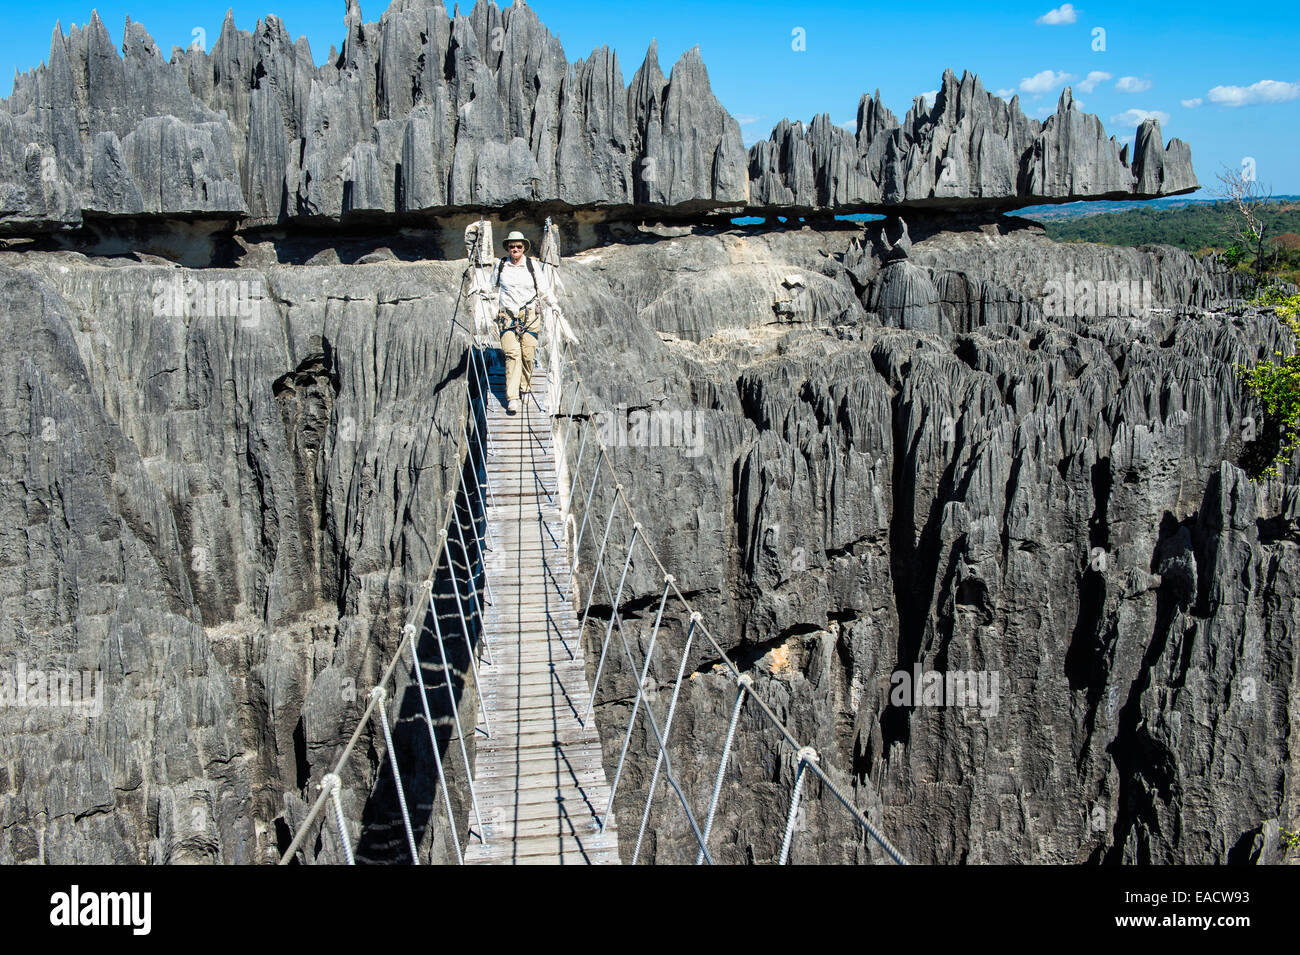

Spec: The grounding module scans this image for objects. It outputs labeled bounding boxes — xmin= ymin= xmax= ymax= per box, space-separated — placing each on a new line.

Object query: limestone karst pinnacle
xmin=1 ymin=0 xmax=1198 ymax=235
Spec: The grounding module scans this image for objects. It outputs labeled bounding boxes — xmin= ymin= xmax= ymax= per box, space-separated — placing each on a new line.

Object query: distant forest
xmin=1042 ymin=200 xmax=1300 ymax=254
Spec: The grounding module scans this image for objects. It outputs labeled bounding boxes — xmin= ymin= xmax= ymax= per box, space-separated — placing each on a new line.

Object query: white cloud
xmin=918 ymin=89 xmax=939 ymax=103
xmin=1110 ymin=108 xmax=1170 ymax=126
xmin=733 ymin=113 xmax=763 ymax=126
xmin=1077 ymin=71 xmax=1111 ymax=93
xmin=839 ymin=119 xmax=856 ymax=131
xmin=1115 ymin=76 xmax=1152 ymax=93
xmin=1036 ymin=4 xmax=1078 ymax=24
xmin=996 ymin=88 xmax=1017 ymax=98
xmin=1020 ymin=70 xmax=1076 ymax=95
xmin=1206 ymin=79 xmax=1300 ymax=106
xmin=1181 ymin=97 xmax=1203 ymax=108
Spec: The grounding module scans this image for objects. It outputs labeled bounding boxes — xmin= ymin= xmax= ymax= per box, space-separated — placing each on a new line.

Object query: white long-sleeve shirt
xmin=494 ymin=256 xmax=559 ymax=314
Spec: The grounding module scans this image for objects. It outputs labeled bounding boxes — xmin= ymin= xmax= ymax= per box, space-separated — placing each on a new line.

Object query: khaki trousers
xmin=499 ymin=311 xmax=541 ymax=401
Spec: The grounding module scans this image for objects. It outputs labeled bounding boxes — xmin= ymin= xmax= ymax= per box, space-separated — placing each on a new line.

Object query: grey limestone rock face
xmin=2 ymin=4 xmax=1195 ymax=236
xmin=0 ymin=219 xmax=1294 ymax=864
xmin=551 ymin=222 xmax=1294 ymax=865
xmin=0 ymin=0 xmax=1286 ymax=871
xmin=0 ymin=0 xmax=746 ymax=234
xmin=749 ymin=73 xmax=1198 ymax=215
xmin=871 ymin=260 xmax=940 ymax=331
xmin=0 ymin=252 xmax=480 ymax=864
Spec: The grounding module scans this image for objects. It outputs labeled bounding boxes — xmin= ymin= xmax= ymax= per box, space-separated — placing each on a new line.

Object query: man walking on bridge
xmin=491 ymin=230 xmax=563 ymax=415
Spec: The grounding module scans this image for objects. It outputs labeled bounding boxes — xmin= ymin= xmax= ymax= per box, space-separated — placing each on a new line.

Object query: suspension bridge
xmin=462 ymin=360 xmax=621 ymax=864
xmin=277 ymin=225 xmax=909 ymax=867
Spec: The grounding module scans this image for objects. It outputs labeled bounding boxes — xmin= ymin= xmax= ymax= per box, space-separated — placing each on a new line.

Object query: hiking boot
xmin=507 ymin=399 xmax=520 ymax=415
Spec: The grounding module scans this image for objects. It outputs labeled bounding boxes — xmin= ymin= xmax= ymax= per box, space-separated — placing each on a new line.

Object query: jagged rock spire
xmin=0 ymin=0 xmax=1197 ymax=235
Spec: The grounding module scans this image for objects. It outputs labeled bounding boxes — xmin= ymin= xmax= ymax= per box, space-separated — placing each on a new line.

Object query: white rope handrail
xmin=544 ymin=333 xmax=909 ymax=866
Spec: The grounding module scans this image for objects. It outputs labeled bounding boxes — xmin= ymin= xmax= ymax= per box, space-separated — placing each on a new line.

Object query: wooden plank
xmin=464 ymin=832 xmax=620 ymax=864
xmin=475 ymin=741 xmax=607 ymax=764
xmin=482 ymin=618 xmax=577 ymax=631
xmin=471 ymin=753 xmax=608 ymax=779
xmin=483 ymin=656 xmax=584 ymax=672
xmin=476 ymin=813 xmax=612 ymax=843
xmin=478 ymin=683 xmax=591 ymax=702
xmin=481 ymin=597 xmax=573 ymax=607
xmin=464 ymin=407 xmax=620 ymax=866
xmin=474 ymin=749 xmax=605 ymax=770
xmin=478 ymin=697 xmax=596 ymax=717
xmin=474 ymin=783 xmax=610 ymax=808
xmin=480 ymin=579 xmax=571 ymax=591
xmin=474 ymin=697 xmax=592 ymax=720
xmin=478 ymin=673 xmax=591 ymax=692
xmin=478 ymin=682 xmax=593 ymax=701
xmin=482 ymin=614 xmax=578 ymax=630
xmin=466 ymin=827 xmax=620 ymax=855
xmin=477 ymin=666 xmax=590 ymax=687
xmin=478 ymin=703 xmax=598 ymax=723
xmin=476 ymin=722 xmax=608 ymax=747
xmin=474 ymin=784 xmax=611 ymax=808
xmin=478 ymin=663 xmax=591 ymax=682
xmin=480 ymin=560 xmax=568 ymax=572
xmin=478 ymin=696 xmax=590 ymax=717
xmin=478 ymin=690 xmax=594 ymax=710
xmin=482 ymin=554 xmax=568 ymax=564
xmin=482 ymin=609 xmax=575 ymax=623
xmin=479 ymin=576 xmax=569 ymax=590
xmin=478 ymin=689 xmax=594 ymax=708
xmin=484 ymin=636 xmax=583 ymax=654
xmin=481 ymin=557 xmax=567 ymax=568
xmin=466 ymin=851 xmax=621 ymax=867
xmin=483 ymin=650 xmax=583 ymax=667
xmin=474 ymin=805 xmax=611 ymax=832
xmin=481 ymin=660 xmax=591 ymax=680
xmin=469 ymin=851 xmax=621 ymax=866
xmin=483 ymin=624 xmax=581 ymax=641
xmin=482 ymin=636 xmax=582 ymax=653
xmin=473 ymin=801 xmax=611 ymax=831
xmin=474 ymin=778 xmax=611 ymax=804
xmin=478 ymin=676 xmax=593 ymax=696
xmin=473 ymin=735 xmax=605 ymax=758
xmin=484 ymin=612 xmax=578 ymax=628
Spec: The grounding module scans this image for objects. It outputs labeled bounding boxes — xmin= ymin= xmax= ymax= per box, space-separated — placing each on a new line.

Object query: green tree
xmin=1217 ymin=166 xmax=1273 ymax=286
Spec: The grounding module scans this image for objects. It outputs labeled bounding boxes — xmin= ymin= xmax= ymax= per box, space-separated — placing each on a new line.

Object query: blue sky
xmin=3 ymin=0 xmax=1297 ymax=194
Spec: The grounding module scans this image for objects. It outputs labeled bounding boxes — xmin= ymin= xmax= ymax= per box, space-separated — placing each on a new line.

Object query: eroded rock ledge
xmin=2 ymin=0 xmax=1196 ymax=237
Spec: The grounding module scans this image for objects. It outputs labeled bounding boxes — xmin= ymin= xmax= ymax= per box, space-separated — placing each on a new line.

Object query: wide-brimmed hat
xmin=502 ymin=230 xmax=531 ymax=253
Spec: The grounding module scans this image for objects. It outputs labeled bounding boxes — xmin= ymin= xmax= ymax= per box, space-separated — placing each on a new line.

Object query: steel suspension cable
xmin=550 ymin=336 xmax=909 ymax=865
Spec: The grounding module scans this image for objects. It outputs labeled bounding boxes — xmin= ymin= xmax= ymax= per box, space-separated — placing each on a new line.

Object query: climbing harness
xmin=494 ymin=254 xmax=542 ymax=340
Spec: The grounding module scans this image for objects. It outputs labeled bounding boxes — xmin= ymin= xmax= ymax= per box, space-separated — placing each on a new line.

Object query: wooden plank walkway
xmin=464 ymin=361 xmax=621 ymax=865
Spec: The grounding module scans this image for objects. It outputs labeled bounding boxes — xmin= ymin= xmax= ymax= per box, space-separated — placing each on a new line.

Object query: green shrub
xmin=1240 ymin=297 xmax=1300 ymax=477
